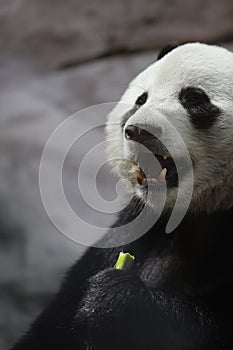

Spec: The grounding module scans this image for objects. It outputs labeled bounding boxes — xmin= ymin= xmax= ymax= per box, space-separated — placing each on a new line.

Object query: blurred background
xmin=0 ymin=0 xmax=233 ymax=348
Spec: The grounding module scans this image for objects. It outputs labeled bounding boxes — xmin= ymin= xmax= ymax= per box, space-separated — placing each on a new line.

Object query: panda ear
xmin=157 ymin=43 xmax=180 ymax=61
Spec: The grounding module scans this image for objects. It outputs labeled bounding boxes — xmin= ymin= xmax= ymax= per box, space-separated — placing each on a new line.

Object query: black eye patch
xmin=135 ymin=92 xmax=148 ymax=106
xmin=179 ymin=87 xmax=221 ymax=130
xmin=121 ymin=92 xmax=148 ymax=128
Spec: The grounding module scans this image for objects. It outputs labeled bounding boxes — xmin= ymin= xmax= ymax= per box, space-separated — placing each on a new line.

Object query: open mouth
xmin=132 ymin=151 xmax=178 ymax=188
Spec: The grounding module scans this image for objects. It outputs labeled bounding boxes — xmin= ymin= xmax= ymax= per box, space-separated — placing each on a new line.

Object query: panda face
xmin=106 ymin=43 xmax=233 ymax=214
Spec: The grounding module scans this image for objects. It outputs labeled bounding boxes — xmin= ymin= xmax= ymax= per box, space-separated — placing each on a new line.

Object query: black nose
xmin=125 ymin=124 xmax=162 ymax=144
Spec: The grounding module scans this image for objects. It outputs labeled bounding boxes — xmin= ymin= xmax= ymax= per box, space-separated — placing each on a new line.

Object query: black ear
xmin=157 ymin=43 xmax=179 ymax=61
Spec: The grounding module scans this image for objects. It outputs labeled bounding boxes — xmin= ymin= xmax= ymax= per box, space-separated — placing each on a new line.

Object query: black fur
xmin=12 ymin=202 xmax=233 ymax=350
xmin=157 ymin=43 xmax=179 ymax=61
xmin=135 ymin=92 xmax=148 ymax=106
xmin=179 ymin=87 xmax=221 ymax=129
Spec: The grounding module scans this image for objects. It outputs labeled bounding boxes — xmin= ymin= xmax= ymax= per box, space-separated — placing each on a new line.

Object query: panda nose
xmin=125 ymin=124 xmax=162 ymax=144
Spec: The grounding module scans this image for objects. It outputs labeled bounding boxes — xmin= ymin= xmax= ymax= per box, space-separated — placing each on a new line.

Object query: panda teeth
xmin=132 ymin=152 xmax=168 ymax=185
xmin=141 ymin=168 xmax=167 ymax=185
xmin=157 ymin=168 xmax=167 ymax=182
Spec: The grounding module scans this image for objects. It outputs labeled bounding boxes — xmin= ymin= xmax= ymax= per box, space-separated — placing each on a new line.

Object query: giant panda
xmin=12 ymin=43 xmax=233 ymax=350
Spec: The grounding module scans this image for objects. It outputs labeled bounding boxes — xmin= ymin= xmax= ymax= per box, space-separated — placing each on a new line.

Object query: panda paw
xmin=74 ymin=268 xmax=150 ymax=348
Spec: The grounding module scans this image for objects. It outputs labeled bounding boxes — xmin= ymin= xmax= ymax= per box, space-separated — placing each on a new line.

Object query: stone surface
xmin=0 ymin=0 xmax=232 ymax=68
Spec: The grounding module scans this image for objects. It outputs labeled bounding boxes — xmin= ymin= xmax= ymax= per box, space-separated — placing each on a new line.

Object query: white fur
xmin=106 ymin=43 xmax=233 ymax=214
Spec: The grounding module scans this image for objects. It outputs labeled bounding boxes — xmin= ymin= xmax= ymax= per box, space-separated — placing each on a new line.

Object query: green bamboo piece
xmin=115 ymin=252 xmax=135 ymax=270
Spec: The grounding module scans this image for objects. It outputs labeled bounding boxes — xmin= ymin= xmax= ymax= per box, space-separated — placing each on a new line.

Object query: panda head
xmin=106 ymin=43 xmax=233 ymax=215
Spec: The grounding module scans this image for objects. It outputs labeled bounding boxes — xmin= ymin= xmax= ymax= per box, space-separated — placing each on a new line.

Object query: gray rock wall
xmin=1 ymin=0 xmax=233 ymax=68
